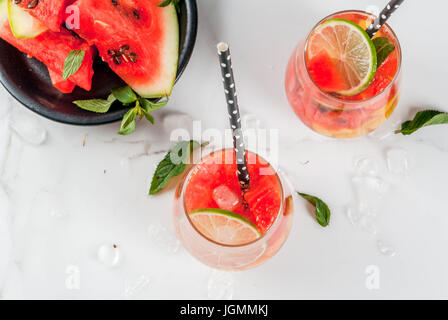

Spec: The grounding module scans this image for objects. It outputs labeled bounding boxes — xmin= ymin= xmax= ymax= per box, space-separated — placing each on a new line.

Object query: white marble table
xmin=0 ymin=0 xmax=447 ymax=299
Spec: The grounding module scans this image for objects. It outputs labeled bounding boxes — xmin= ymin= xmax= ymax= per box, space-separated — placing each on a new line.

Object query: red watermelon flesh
xmin=48 ymin=69 xmax=75 ymax=93
xmin=0 ymin=19 xmax=95 ymax=91
xmin=71 ymin=0 xmax=179 ymax=98
xmin=15 ymin=0 xmax=75 ymax=32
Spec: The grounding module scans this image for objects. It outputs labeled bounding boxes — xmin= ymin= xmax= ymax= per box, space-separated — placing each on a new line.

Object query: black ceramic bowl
xmin=0 ymin=0 xmax=197 ymax=125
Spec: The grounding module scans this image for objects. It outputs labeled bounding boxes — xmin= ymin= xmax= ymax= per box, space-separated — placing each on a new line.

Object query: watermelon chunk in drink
xmin=185 ymin=149 xmax=282 ymax=235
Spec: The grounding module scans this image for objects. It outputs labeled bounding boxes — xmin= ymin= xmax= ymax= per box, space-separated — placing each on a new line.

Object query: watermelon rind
xmin=132 ymin=3 xmax=179 ymax=98
xmin=7 ymin=0 xmax=47 ymax=39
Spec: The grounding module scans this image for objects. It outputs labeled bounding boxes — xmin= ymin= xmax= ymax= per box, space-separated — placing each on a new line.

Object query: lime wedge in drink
xmin=306 ymin=18 xmax=377 ymax=96
xmin=189 ymin=208 xmax=261 ymax=246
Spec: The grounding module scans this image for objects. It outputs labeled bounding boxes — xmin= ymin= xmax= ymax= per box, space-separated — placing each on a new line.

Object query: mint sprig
xmin=373 ymin=37 xmax=395 ymax=67
xmin=63 ymin=50 xmax=85 ymax=80
xmin=395 ymin=110 xmax=448 ymax=135
xmin=72 ymin=86 xmax=168 ymax=135
xmin=298 ymin=192 xmax=331 ymax=227
xmin=149 ymin=140 xmax=202 ymax=195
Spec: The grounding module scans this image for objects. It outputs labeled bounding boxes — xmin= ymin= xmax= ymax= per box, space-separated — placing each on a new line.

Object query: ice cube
xmin=352 ymin=176 xmax=389 ymax=214
xmin=377 ymin=240 xmax=397 ymax=257
xmin=386 ymin=148 xmax=408 ymax=175
xmin=207 ymin=270 xmax=234 ymax=300
xmin=97 ymin=244 xmax=121 ymax=267
xmin=354 ymin=156 xmax=380 ymax=177
xmin=212 ymin=185 xmax=240 ymax=211
xmin=147 ymin=224 xmax=181 ymax=254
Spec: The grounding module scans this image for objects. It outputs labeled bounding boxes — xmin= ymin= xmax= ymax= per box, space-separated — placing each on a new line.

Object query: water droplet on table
xmin=386 ymin=148 xmax=408 ymax=175
xmin=148 ymin=224 xmax=180 ymax=254
xmin=97 ymin=244 xmax=121 ymax=267
xmin=207 ymin=270 xmax=234 ymax=300
xmin=377 ymin=240 xmax=397 ymax=257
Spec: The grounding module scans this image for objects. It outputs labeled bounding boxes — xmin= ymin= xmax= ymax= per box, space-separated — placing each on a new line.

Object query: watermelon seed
xmin=108 ymin=49 xmax=118 ymax=57
xmin=111 ymin=0 xmax=118 ymax=6
xmin=121 ymin=54 xmax=129 ymax=63
xmin=27 ymin=0 xmax=38 ymax=9
xmin=133 ymin=10 xmax=140 ymax=19
xmin=128 ymin=52 xmax=138 ymax=63
xmin=120 ymin=45 xmax=130 ymax=53
xmin=113 ymin=56 xmax=122 ymax=65
xmin=14 ymin=0 xmax=22 ymax=4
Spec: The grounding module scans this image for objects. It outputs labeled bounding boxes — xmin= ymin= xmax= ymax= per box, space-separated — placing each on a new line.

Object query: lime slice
xmin=189 ymin=208 xmax=261 ymax=246
xmin=7 ymin=0 xmax=47 ymax=39
xmin=307 ymin=18 xmax=377 ymax=96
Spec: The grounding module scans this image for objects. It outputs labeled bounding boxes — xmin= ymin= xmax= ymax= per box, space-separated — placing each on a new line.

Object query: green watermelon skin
xmin=16 ymin=0 xmax=75 ymax=32
xmin=72 ymin=0 xmax=179 ymax=98
xmin=0 ymin=9 xmax=95 ymax=91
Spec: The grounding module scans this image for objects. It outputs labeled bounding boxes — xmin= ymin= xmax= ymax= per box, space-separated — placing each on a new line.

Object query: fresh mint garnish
xmin=298 ymin=192 xmax=331 ymax=227
xmin=73 ymin=86 xmax=168 ymax=135
xmin=111 ymin=86 xmax=138 ymax=105
xmin=73 ymin=94 xmax=116 ymax=113
xmin=395 ymin=110 xmax=448 ymax=135
xmin=149 ymin=140 xmax=202 ymax=195
xmin=373 ymin=37 xmax=395 ymax=67
xmin=63 ymin=50 xmax=85 ymax=80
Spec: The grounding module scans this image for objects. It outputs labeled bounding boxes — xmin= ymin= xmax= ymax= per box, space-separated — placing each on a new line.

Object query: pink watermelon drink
xmin=285 ymin=11 xmax=401 ymax=138
xmin=173 ymin=149 xmax=294 ymax=270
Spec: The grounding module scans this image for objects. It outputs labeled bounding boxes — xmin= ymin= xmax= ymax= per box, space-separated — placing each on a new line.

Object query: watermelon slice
xmin=48 ymin=69 xmax=76 ymax=93
xmin=15 ymin=0 xmax=74 ymax=32
xmin=71 ymin=0 xmax=179 ymax=98
xmin=0 ymin=1 xmax=95 ymax=91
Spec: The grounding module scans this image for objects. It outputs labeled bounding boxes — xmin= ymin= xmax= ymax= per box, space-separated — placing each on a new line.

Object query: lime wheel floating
xmin=306 ymin=18 xmax=377 ymax=96
xmin=189 ymin=208 xmax=261 ymax=246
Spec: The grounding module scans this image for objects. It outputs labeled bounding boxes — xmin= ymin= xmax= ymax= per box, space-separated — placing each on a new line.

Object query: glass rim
xmin=180 ymin=147 xmax=285 ymax=248
xmin=302 ymin=9 xmax=403 ymax=104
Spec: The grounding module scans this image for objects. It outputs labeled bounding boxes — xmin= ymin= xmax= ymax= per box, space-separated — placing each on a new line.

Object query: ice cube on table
xmin=354 ymin=156 xmax=380 ymax=177
xmin=212 ymin=185 xmax=240 ymax=211
xmin=386 ymin=148 xmax=409 ymax=175
xmin=377 ymin=240 xmax=397 ymax=257
xmin=147 ymin=224 xmax=181 ymax=254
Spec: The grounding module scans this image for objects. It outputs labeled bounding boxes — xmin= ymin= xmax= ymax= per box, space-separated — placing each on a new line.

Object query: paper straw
xmin=366 ymin=0 xmax=405 ymax=37
xmin=217 ymin=42 xmax=250 ymax=191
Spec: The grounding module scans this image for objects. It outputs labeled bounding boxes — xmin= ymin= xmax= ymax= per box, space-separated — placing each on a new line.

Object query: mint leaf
xmin=118 ymin=108 xmax=137 ymax=135
xmin=373 ymin=37 xmax=395 ymax=67
xmin=149 ymin=140 xmax=201 ymax=195
xmin=298 ymin=192 xmax=331 ymax=227
xmin=139 ymin=98 xmax=168 ymax=112
xmin=111 ymin=86 xmax=138 ymax=105
xmin=73 ymin=94 xmax=116 ymax=113
xmin=395 ymin=110 xmax=448 ymax=135
xmin=63 ymin=50 xmax=85 ymax=80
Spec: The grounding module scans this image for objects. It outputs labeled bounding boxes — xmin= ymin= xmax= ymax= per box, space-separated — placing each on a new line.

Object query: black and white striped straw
xmin=366 ymin=0 xmax=404 ymax=38
xmin=217 ymin=42 xmax=250 ymax=191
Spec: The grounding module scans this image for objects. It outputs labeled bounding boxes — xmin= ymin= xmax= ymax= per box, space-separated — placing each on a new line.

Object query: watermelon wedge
xmin=71 ymin=0 xmax=179 ymax=98
xmin=15 ymin=0 xmax=74 ymax=32
xmin=0 ymin=1 xmax=95 ymax=91
xmin=48 ymin=69 xmax=75 ymax=93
